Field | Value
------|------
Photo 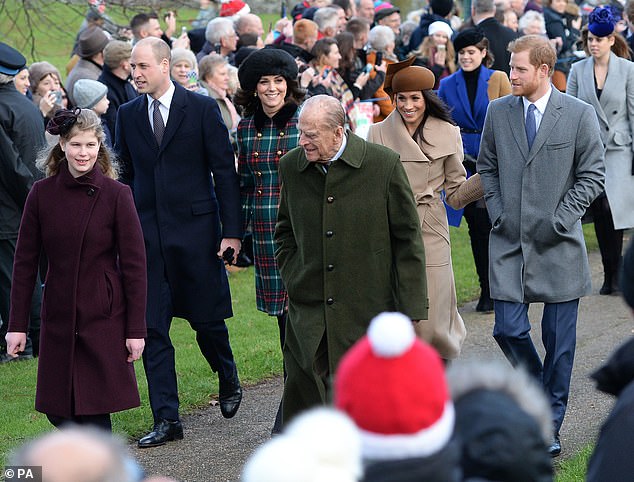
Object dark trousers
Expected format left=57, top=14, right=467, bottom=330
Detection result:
left=142, top=274, right=237, bottom=422
left=590, top=196, right=623, bottom=286
left=463, top=202, right=491, bottom=294
left=493, top=299, right=579, bottom=434
left=0, top=238, right=42, bottom=356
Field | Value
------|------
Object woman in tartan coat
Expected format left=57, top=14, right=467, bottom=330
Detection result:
left=235, top=49, right=305, bottom=345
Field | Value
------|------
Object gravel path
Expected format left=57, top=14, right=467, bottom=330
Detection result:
left=134, top=250, right=633, bottom=481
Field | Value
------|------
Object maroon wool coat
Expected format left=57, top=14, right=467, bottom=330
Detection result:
left=9, top=161, right=147, bottom=417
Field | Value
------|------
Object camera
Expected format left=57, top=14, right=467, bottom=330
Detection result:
left=52, top=90, right=63, bottom=105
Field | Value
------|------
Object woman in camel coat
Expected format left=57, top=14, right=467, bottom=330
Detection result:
left=367, top=59, right=482, bottom=360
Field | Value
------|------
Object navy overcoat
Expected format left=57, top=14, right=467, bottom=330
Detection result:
left=115, top=82, right=242, bottom=326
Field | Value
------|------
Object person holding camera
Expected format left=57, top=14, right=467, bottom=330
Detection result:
left=28, top=61, right=69, bottom=126
left=437, top=28, right=511, bottom=312
left=412, top=21, right=456, bottom=90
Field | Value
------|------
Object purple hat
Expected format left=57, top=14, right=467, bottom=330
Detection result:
left=588, top=6, right=616, bottom=38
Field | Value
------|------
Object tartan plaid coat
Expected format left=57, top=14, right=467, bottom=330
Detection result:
left=237, top=103, right=300, bottom=316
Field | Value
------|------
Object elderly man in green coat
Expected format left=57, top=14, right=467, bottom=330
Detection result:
left=275, top=95, right=429, bottom=425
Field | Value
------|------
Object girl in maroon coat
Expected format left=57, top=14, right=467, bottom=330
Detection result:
left=6, top=108, right=147, bottom=431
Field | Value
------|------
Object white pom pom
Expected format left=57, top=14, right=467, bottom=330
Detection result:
left=367, top=312, right=415, bottom=358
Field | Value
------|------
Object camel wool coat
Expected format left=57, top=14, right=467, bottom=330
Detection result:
left=9, top=162, right=147, bottom=417
left=368, top=112, right=483, bottom=359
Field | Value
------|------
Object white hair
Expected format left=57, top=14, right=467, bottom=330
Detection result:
left=519, top=10, right=546, bottom=35
left=205, top=17, right=235, bottom=44
left=368, top=25, right=395, bottom=51
left=314, top=7, right=339, bottom=32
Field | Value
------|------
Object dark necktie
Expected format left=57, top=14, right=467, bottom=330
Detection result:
left=525, top=103, right=537, bottom=150
left=152, top=99, right=165, bottom=145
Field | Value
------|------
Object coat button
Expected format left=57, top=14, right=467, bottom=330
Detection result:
left=327, top=196, right=334, bottom=203
left=327, top=264, right=334, bottom=271
left=257, top=189, right=262, bottom=195
left=279, top=132, right=284, bottom=137
left=327, top=297, right=334, bottom=305
left=257, top=132, right=263, bottom=138
left=326, top=230, right=333, bottom=237
left=87, top=188, right=95, bottom=197
left=254, top=152, right=259, bottom=158
left=613, top=110, right=618, bottom=115
left=277, top=150, right=282, bottom=155
left=256, top=171, right=262, bottom=177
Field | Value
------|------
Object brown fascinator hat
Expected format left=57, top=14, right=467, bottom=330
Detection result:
left=384, top=56, right=435, bottom=97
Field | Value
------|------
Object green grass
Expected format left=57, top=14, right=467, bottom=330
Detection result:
left=0, top=2, right=601, bottom=475
left=0, top=224, right=599, bottom=468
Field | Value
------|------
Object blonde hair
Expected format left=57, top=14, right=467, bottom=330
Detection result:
left=37, top=109, right=117, bottom=179
left=415, top=35, right=457, bottom=74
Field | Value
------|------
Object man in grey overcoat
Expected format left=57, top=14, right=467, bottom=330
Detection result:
left=477, top=35, right=605, bottom=457
left=275, top=95, right=429, bottom=426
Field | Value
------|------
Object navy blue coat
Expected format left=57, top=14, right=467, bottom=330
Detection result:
left=115, top=82, right=242, bottom=326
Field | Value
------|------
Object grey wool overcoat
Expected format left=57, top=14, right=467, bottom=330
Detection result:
left=275, top=132, right=429, bottom=423
left=477, top=87, right=605, bottom=303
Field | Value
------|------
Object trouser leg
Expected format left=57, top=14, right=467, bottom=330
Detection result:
left=541, top=300, right=579, bottom=434
left=142, top=276, right=179, bottom=422
left=192, top=321, right=237, bottom=384
left=493, top=300, right=543, bottom=381
left=272, top=313, right=287, bottom=435
left=464, top=203, right=491, bottom=293
left=591, top=196, right=623, bottom=289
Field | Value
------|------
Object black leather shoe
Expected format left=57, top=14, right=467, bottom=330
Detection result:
left=548, top=434, right=561, bottom=457
left=219, top=376, right=242, bottom=419
left=138, top=419, right=183, bottom=448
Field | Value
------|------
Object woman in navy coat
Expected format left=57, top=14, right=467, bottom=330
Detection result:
left=438, top=29, right=511, bottom=312
left=6, top=109, right=147, bottom=430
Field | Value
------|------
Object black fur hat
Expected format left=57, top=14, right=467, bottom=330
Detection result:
left=238, top=48, right=298, bottom=92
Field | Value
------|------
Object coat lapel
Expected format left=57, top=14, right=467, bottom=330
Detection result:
left=136, top=95, right=157, bottom=149
left=507, top=95, right=529, bottom=160
left=455, top=71, right=476, bottom=128
left=160, top=83, right=187, bottom=152
left=526, top=87, right=563, bottom=165
left=599, top=53, right=620, bottom=121
left=582, top=58, right=608, bottom=126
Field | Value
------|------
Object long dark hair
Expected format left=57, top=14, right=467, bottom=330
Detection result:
left=400, top=89, right=455, bottom=145
left=335, top=32, right=356, bottom=74
left=234, top=78, right=305, bottom=118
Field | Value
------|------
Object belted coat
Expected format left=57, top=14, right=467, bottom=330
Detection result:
left=368, top=112, right=482, bottom=359
left=9, top=162, right=147, bottom=417
left=275, top=132, right=428, bottom=422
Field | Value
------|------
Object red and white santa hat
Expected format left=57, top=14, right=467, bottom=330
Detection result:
left=220, top=0, right=251, bottom=18
left=334, top=312, right=455, bottom=461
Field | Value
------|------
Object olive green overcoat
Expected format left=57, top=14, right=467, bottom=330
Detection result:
left=275, top=132, right=429, bottom=424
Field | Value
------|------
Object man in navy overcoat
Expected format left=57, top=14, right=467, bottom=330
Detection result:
left=115, top=37, right=243, bottom=448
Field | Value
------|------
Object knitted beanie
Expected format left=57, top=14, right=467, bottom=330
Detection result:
left=73, top=79, right=108, bottom=109
left=335, top=312, right=454, bottom=461
left=28, top=61, right=61, bottom=92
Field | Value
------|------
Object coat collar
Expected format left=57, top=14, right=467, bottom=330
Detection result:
left=297, top=130, right=366, bottom=171
left=381, top=109, right=459, bottom=160
left=57, top=159, right=105, bottom=192
left=507, top=86, right=563, bottom=163
left=254, top=102, right=299, bottom=131
left=135, top=81, right=187, bottom=152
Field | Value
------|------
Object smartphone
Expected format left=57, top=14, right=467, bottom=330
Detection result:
left=437, top=44, right=446, bottom=52
left=181, top=26, right=187, bottom=35
left=268, top=21, right=273, bottom=33
left=52, top=90, right=63, bottom=105
left=363, top=63, right=373, bottom=74
left=322, top=67, right=331, bottom=79
left=281, top=2, right=287, bottom=18
left=375, top=51, right=383, bottom=66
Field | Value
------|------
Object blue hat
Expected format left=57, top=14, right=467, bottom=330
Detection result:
left=588, top=6, right=616, bottom=38
left=0, top=42, right=27, bottom=76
